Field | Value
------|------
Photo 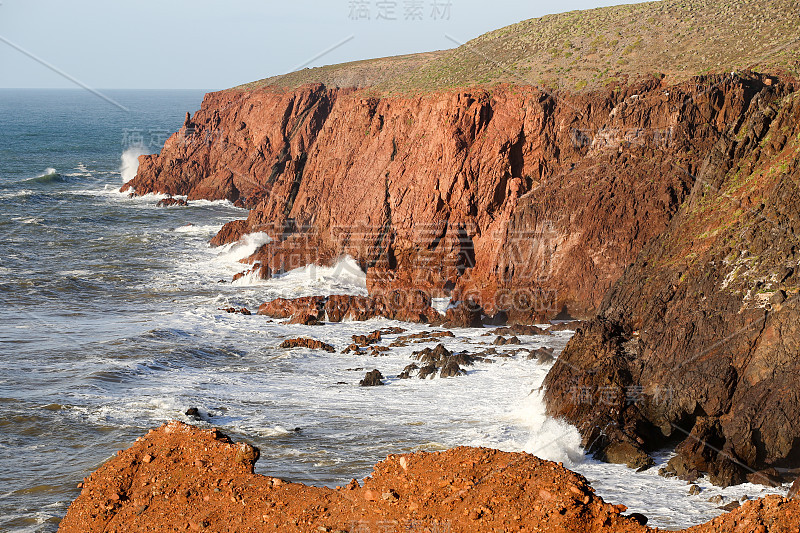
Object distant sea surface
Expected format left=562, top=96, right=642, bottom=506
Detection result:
left=0, top=89, right=784, bottom=532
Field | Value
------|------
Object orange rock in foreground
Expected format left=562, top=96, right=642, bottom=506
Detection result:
left=59, top=422, right=797, bottom=532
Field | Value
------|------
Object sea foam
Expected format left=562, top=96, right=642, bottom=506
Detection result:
left=120, top=144, right=148, bottom=182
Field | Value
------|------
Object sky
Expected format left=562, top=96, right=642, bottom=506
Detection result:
left=0, top=0, right=647, bottom=90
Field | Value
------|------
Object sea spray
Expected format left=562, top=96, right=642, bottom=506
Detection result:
left=120, top=144, right=148, bottom=182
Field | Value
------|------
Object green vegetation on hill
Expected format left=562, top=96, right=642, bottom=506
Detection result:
left=237, top=0, right=799, bottom=93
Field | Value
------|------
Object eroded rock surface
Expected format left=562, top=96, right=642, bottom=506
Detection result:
left=58, top=422, right=800, bottom=533
left=545, top=81, right=800, bottom=485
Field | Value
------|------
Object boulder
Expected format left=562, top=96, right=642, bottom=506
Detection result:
left=352, top=331, right=381, bottom=346
left=156, top=197, right=188, bottom=207
left=490, top=324, right=550, bottom=336
left=258, top=296, right=326, bottom=319
left=279, top=338, right=335, bottom=353
left=528, top=346, right=555, bottom=364
left=359, top=369, right=385, bottom=386
left=440, top=359, right=466, bottom=378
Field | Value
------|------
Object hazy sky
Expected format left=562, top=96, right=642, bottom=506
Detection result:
left=1, top=0, right=645, bottom=90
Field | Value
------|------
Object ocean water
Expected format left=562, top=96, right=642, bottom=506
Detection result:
left=0, top=89, right=787, bottom=532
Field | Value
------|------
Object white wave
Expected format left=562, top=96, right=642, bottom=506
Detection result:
left=11, top=216, right=43, bottom=224
left=0, top=189, right=33, bottom=199
left=120, top=144, right=149, bottom=183
left=512, top=389, right=584, bottom=466
left=189, top=198, right=242, bottom=208
left=261, top=256, right=368, bottom=295
left=213, top=232, right=271, bottom=264
left=40, top=167, right=57, bottom=177
left=174, top=224, right=223, bottom=235
left=431, top=297, right=450, bottom=314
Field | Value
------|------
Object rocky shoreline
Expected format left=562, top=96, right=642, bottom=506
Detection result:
left=56, top=0, right=800, bottom=526
left=59, top=421, right=800, bottom=532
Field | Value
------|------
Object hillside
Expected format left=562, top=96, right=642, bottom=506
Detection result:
left=238, top=0, right=800, bottom=93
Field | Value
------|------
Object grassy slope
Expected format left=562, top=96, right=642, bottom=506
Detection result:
left=236, top=0, right=799, bottom=94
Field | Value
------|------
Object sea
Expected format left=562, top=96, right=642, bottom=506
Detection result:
left=0, top=89, right=787, bottom=532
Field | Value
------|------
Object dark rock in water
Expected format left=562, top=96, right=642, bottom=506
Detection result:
left=156, top=197, right=188, bottom=207
left=413, top=344, right=452, bottom=366
left=418, top=364, right=437, bottom=380
left=325, top=295, right=377, bottom=322
left=359, top=369, right=384, bottom=386
left=547, top=320, right=585, bottom=332
left=689, top=484, right=701, bottom=496
left=597, top=441, right=654, bottom=470
left=718, top=501, right=740, bottom=511
left=493, top=335, right=521, bottom=346
left=279, top=338, right=335, bottom=353
left=185, top=407, right=202, bottom=420
left=398, top=363, right=418, bottom=379
left=440, top=359, right=465, bottom=378
left=443, top=299, right=483, bottom=328
left=490, top=324, right=549, bottom=336
left=665, top=417, right=746, bottom=487
left=788, top=477, right=800, bottom=499
left=627, top=513, right=648, bottom=526
left=219, top=307, right=251, bottom=315
left=352, top=331, right=381, bottom=346
left=378, top=327, right=406, bottom=335
left=483, top=310, right=508, bottom=326
left=448, top=352, right=476, bottom=366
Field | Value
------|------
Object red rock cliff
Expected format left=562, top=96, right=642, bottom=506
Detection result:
left=123, top=74, right=772, bottom=322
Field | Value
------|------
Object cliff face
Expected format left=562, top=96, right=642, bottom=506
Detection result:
left=123, top=74, right=772, bottom=322
left=58, top=422, right=800, bottom=532
left=544, top=80, right=800, bottom=484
